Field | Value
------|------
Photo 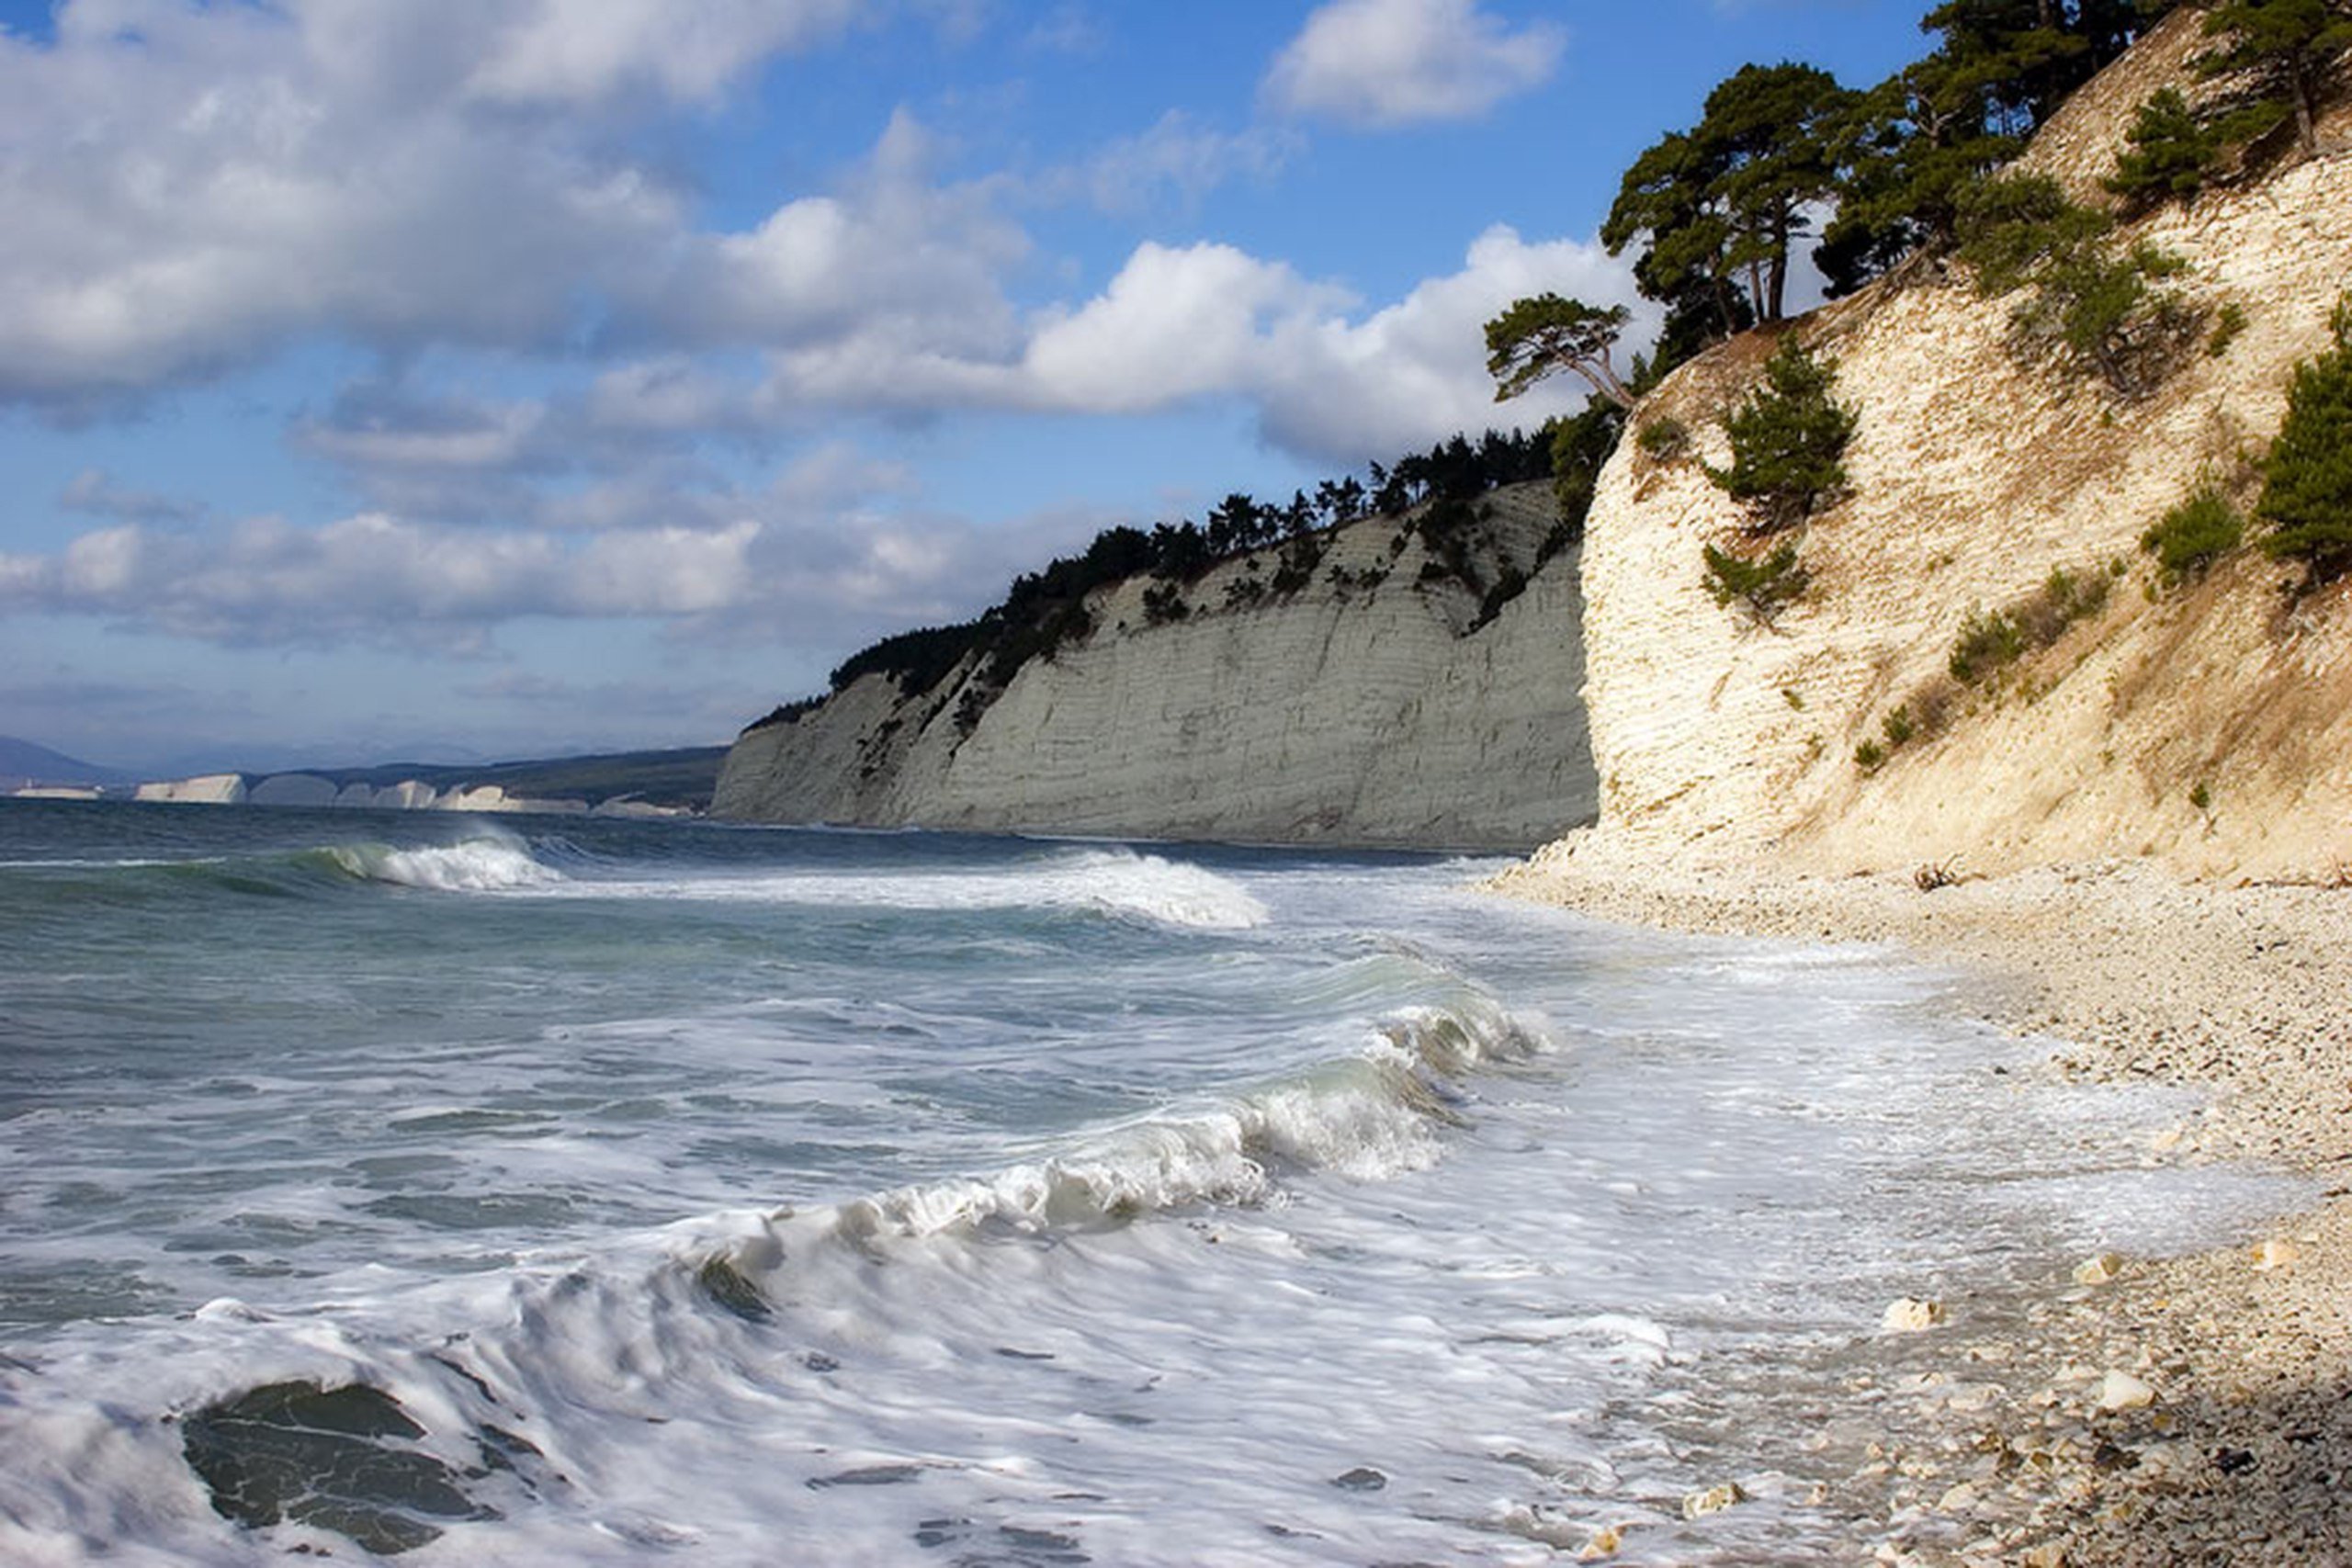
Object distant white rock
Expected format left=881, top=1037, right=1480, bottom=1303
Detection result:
left=248, top=773, right=339, bottom=807
left=333, top=780, right=439, bottom=809
left=593, top=796, right=687, bottom=819
left=374, top=780, right=439, bottom=809
left=135, top=773, right=247, bottom=805
left=434, top=784, right=584, bottom=815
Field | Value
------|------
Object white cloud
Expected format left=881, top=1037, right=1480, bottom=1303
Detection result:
left=1037, top=112, right=1298, bottom=218
left=758, top=225, right=1647, bottom=462
left=626, top=111, right=1027, bottom=356
left=0, top=3, right=993, bottom=410
left=1264, top=0, right=1565, bottom=128
left=0, top=3, right=684, bottom=404
left=0, top=444, right=1107, bottom=654
left=1019, top=243, right=1351, bottom=412
left=456, top=0, right=861, bottom=107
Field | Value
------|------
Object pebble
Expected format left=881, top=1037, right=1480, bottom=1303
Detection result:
left=2096, top=1371, right=2156, bottom=1412
left=1681, top=1481, right=1747, bottom=1519
left=2071, top=1252, right=2124, bottom=1286
left=1577, top=1524, right=1623, bottom=1561
left=2252, top=1236, right=2300, bottom=1270
left=1883, top=1297, right=1948, bottom=1333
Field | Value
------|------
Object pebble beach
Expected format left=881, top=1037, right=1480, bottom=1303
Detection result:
left=1492, top=840, right=2352, bottom=1565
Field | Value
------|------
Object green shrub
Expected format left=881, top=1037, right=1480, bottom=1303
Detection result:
left=1636, top=417, right=1691, bottom=461
left=2008, top=238, right=2193, bottom=396
left=2019, top=565, right=2109, bottom=643
left=2104, top=87, right=2224, bottom=209
left=2209, top=301, right=2247, bottom=356
left=1955, top=175, right=2109, bottom=296
left=1855, top=739, right=1887, bottom=772
left=1949, top=607, right=2027, bottom=683
left=1882, top=705, right=1917, bottom=747
left=1947, top=566, right=2111, bottom=687
left=1956, top=173, right=2194, bottom=396
left=1470, top=564, right=1532, bottom=630
left=2259, top=296, right=2352, bottom=584
left=1702, top=541, right=1809, bottom=622
left=2142, top=485, right=2245, bottom=584
left=1140, top=583, right=1190, bottom=625
left=1704, top=338, right=1858, bottom=534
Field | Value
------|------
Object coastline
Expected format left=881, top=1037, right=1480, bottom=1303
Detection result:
left=1489, top=837, right=2352, bottom=1563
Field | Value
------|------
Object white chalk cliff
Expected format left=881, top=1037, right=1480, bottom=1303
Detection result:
left=1530, top=12, right=2352, bottom=883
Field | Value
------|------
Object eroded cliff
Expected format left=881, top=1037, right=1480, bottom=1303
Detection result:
left=715, top=482, right=1597, bottom=850
left=1551, top=12, right=2352, bottom=882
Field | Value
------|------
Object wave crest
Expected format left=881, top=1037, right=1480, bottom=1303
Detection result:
left=332, top=838, right=563, bottom=893
left=1044, top=850, right=1269, bottom=931
left=685, top=991, right=1551, bottom=1287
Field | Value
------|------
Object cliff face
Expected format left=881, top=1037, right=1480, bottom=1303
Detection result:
left=715, top=482, right=1597, bottom=850
left=1559, top=13, right=2352, bottom=881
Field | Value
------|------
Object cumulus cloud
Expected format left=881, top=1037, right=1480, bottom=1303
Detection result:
left=757, top=225, right=1647, bottom=462
left=0, top=3, right=999, bottom=410
left=0, top=440, right=1107, bottom=656
left=1263, top=0, right=1565, bottom=128
left=617, top=111, right=1028, bottom=357
left=454, top=0, right=861, bottom=106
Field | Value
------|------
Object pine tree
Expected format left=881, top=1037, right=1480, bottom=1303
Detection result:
left=2104, top=86, right=2226, bottom=207
left=1604, top=63, right=1856, bottom=344
left=2198, top=0, right=2352, bottom=159
left=1705, top=337, right=1859, bottom=533
left=1484, top=295, right=1638, bottom=410
left=2259, top=297, right=2352, bottom=581
left=1819, top=1, right=2178, bottom=296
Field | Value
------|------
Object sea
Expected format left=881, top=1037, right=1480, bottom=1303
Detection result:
left=0, top=799, right=2307, bottom=1565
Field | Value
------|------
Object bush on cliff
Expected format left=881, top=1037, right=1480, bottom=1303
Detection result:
left=2104, top=86, right=2226, bottom=209
left=1956, top=173, right=2195, bottom=396
left=2143, top=483, right=2246, bottom=584
left=2259, top=296, right=2352, bottom=583
left=1704, top=336, right=1857, bottom=535
left=1702, top=541, right=1810, bottom=623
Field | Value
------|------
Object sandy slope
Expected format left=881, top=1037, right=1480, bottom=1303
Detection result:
left=1492, top=838, right=2352, bottom=1564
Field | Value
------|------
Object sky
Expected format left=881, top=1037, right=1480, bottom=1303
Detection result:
left=0, top=0, right=1930, bottom=775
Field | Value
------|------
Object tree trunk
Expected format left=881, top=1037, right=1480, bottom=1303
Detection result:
left=2292, top=57, right=2318, bottom=157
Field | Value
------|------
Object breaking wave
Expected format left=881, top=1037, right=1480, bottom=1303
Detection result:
left=542, top=846, right=1272, bottom=931
left=689, top=991, right=1547, bottom=1274
left=328, top=837, right=565, bottom=893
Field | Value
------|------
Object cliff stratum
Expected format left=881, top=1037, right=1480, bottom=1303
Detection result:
left=716, top=482, right=1597, bottom=850
left=1538, top=14, right=2352, bottom=883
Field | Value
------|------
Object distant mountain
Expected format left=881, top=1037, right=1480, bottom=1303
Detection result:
left=0, top=737, right=132, bottom=788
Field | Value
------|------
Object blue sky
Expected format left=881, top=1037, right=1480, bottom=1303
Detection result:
left=0, top=0, right=1927, bottom=774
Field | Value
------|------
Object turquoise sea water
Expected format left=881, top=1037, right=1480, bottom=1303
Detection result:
left=0, top=800, right=2302, bottom=1564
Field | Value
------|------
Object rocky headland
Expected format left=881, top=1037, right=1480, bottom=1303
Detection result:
left=715, top=479, right=1597, bottom=850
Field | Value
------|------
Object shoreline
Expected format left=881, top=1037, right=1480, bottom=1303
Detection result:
left=1489, top=838, right=2352, bottom=1563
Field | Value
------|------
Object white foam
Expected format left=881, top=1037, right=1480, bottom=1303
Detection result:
left=334, top=837, right=563, bottom=892
left=533, top=846, right=1270, bottom=930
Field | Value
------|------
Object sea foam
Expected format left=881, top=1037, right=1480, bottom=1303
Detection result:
left=333, top=837, right=564, bottom=892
